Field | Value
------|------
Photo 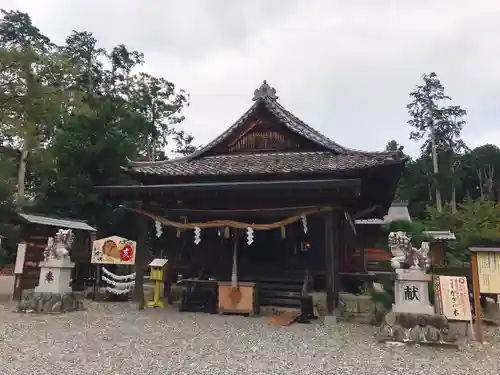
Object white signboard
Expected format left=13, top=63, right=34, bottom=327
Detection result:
left=476, top=252, right=500, bottom=294
left=91, top=236, right=136, bottom=265
left=14, top=243, right=27, bottom=275
left=434, top=275, right=472, bottom=321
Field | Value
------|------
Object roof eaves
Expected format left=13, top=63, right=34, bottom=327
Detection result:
left=124, top=155, right=190, bottom=168
left=262, top=97, right=349, bottom=154
left=262, top=98, right=406, bottom=159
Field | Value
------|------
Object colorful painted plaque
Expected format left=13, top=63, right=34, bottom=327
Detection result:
left=91, top=236, right=136, bottom=265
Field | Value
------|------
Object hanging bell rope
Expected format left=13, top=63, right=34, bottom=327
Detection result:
left=118, top=206, right=336, bottom=230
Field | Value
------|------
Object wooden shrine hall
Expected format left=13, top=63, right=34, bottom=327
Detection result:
left=96, top=81, right=406, bottom=318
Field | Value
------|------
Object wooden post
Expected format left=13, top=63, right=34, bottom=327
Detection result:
left=90, top=232, right=97, bottom=300
left=135, top=213, right=148, bottom=310
left=325, top=211, right=340, bottom=316
left=13, top=274, right=23, bottom=302
left=13, top=242, right=27, bottom=302
left=470, top=251, right=484, bottom=343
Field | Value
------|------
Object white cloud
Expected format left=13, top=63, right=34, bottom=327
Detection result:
left=3, top=0, right=500, bottom=156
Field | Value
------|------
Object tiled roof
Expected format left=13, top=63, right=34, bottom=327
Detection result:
left=125, top=151, right=401, bottom=177
left=356, top=203, right=412, bottom=224
left=17, top=213, right=97, bottom=232
left=423, top=231, right=456, bottom=240
left=125, top=81, right=405, bottom=178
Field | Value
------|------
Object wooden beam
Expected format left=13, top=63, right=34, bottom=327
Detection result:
left=146, top=205, right=336, bottom=218
left=96, top=178, right=361, bottom=201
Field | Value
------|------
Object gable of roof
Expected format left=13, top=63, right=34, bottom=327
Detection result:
left=189, top=96, right=350, bottom=159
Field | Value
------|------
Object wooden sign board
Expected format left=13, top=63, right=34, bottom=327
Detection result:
left=92, top=236, right=136, bottom=265
left=468, top=247, right=500, bottom=343
left=434, top=275, right=471, bottom=321
left=475, top=251, right=500, bottom=294
left=14, top=243, right=27, bottom=275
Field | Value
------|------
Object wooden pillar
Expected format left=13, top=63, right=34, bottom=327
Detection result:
left=164, top=231, right=182, bottom=303
left=470, top=251, right=484, bottom=343
left=89, top=232, right=98, bottom=300
left=134, top=212, right=148, bottom=310
left=325, top=211, right=340, bottom=315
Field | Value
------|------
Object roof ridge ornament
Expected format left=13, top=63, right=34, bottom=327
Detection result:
left=252, top=80, right=278, bottom=101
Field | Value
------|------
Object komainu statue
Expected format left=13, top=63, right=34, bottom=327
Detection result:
left=43, top=229, right=74, bottom=261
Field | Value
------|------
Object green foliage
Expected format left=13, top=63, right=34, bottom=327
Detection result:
left=0, top=10, right=196, bottom=235
left=370, top=289, right=393, bottom=310
left=405, top=72, right=468, bottom=214
left=396, top=144, right=500, bottom=220
left=407, top=72, right=450, bottom=148
left=427, top=200, right=500, bottom=257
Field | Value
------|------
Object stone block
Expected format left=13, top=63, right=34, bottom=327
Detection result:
left=358, top=298, right=375, bottom=314
left=343, top=300, right=359, bottom=314
left=311, top=292, right=327, bottom=316
left=17, top=291, right=84, bottom=314
left=323, top=315, right=337, bottom=325
left=379, top=311, right=456, bottom=346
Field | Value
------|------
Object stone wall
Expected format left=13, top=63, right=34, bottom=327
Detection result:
left=311, top=291, right=382, bottom=324
left=17, top=291, right=84, bottom=314
left=340, top=293, right=377, bottom=324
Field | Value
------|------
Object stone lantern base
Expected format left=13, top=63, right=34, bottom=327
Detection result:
left=17, top=257, right=84, bottom=314
left=17, top=291, right=84, bottom=314
left=379, top=269, right=457, bottom=346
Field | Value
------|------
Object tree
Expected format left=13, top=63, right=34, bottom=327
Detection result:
left=27, top=24, right=196, bottom=229
left=434, top=105, right=468, bottom=213
left=460, top=145, right=500, bottom=201
left=0, top=145, right=17, bottom=211
left=407, top=72, right=447, bottom=212
left=0, top=10, right=82, bottom=208
left=427, top=200, right=500, bottom=263
left=62, top=31, right=105, bottom=98
left=385, top=140, right=404, bottom=153
left=407, top=72, right=466, bottom=213
left=129, top=72, right=192, bottom=160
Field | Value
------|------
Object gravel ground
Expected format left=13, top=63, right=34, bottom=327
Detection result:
left=1, top=301, right=500, bottom=375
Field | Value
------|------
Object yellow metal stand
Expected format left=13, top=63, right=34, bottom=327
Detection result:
left=146, top=258, right=168, bottom=308
left=147, top=279, right=165, bottom=308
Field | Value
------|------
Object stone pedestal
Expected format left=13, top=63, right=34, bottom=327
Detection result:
left=35, top=258, right=74, bottom=294
left=17, top=257, right=83, bottom=314
left=392, top=270, right=434, bottom=315
left=379, top=269, right=456, bottom=346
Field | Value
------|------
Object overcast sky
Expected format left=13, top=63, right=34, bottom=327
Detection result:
left=4, top=0, right=500, bottom=156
